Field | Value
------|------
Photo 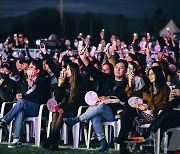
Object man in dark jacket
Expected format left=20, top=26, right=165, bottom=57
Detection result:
left=0, top=59, right=51, bottom=148
left=0, top=62, right=17, bottom=106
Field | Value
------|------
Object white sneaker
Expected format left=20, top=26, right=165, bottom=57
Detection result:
left=8, top=139, right=22, bottom=148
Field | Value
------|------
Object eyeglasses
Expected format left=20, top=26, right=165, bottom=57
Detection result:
left=18, top=36, right=23, bottom=38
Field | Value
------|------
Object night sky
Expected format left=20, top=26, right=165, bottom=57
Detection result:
left=0, top=0, right=179, bottom=19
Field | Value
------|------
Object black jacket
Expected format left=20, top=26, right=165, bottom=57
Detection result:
left=0, top=78, right=17, bottom=104
left=85, top=64, right=115, bottom=96
left=85, top=63, right=128, bottom=115
left=23, top=73, right=51, bottom=105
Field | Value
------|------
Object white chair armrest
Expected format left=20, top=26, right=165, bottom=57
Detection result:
left=38, top=104, right=47, bottom=118
left=173, top=108, right=180, bottom=111
left=77, top=106, right=89, bottom=117
left=0, top=102, right=16, bottom=117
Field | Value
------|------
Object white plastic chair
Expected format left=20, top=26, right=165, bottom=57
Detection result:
left=24, top=104, right=47, bottom=146
left=0, top=102, right=15, bottom=143
left=163, top=108, right=180, bottom=153
left=47, top=106, right=89, bottom=148
left=8, top=104, right=47, bottom=146
left=139, top=124, right=160, bottom=154
left=86, top=119, right=121, bottom=150
left=135, top=110, right=163, bottom=154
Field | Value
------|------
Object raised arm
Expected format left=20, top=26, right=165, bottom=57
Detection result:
left=41, top=45, right=60, bottom=79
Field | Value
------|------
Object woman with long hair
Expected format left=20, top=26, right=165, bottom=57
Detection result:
left=42, top=62, right=85, bottom=150
left=114, top=66, right=170, bottom=154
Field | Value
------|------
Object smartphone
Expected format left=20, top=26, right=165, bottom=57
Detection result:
left=82, top=44, right=89, bottom=52
left=85, top=35, right=90, bottom=43
left=163, top=46, right=167, bottom=53
left=91, top=46, right=96, bottom=52
left=97, top=44, right=102, bottom=51
left=128, top=64, right=133, bottom=73
left=128, top=45, right=133, bottom=51
left=103, top=43, right=110, bottom=52
left=133, top=33, right=137, bottom=37
left=40, top=43, right=45, bottom=48
left=90, top=46, right=96, bottom=56
left=40, top=40, right=45, bottom=48
left=59, top=71, right=64, bottom=78
left=78, top=40, right=83, bottom=48
left=112, top=40, right=116, bottom=46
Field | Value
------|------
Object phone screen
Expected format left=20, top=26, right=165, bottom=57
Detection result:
left=97, top=44, right=102, bottom=51
left=128, top=64, right=133, bottom=73
left=78, top=41, right=83, bottom=48
left=163, top=46, right=167, bottom=53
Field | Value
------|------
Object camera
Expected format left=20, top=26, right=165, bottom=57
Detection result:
left=36, top=39, right=57, bottom=49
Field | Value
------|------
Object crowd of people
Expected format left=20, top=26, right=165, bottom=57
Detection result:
left=0, top=29, right=179, bottom=153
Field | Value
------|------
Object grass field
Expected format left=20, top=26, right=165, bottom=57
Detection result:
left=0, top=141, right=119, bottom=154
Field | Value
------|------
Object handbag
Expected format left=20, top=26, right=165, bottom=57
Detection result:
left=136, top=109, right=154, bottom=125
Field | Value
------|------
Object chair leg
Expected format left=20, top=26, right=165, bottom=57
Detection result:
left=47, top=112, right=52, bottom=138
left=63, top=124, right=68, bottom=144
left=8, top=121, right=13, bottom=143
left=84, top=127, right=88, bottom=147
left=0, top=130, right=2, bottom=142
left=113, top=122, right=120, bottom=150
left=72, top=123, right=80, bottom=148
left=35, top=118, right=41, bottom=146
left=104, top=125, right=109, bottom=143
left=154, top=128, right=160, bottom=154
left=164, top=132, right=168, bottom=154
left=87, top=121, right=92, bottom=149
left=26, top=123, right=30, bottom=142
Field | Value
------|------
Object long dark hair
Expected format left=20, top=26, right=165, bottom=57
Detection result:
left=68, top=62, right=82, bottom=103
left=148, top=66, right=167, bottom=90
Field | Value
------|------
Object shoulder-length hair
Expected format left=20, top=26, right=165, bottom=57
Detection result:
left=148, top=66, right=167, bottom=90
left=68, top=62, right=82, bottom=103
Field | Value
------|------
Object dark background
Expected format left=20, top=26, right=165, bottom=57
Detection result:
left=0, top=0, right=179, bottom=46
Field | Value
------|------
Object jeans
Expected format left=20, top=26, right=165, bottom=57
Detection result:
left=3, top=99, right=40, bottom=139
left=79, top=103, right=115, bottom=141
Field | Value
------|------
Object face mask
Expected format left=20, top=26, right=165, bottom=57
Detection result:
left=154, top=45, right=161, bottom=52
left=74, top=42, right=78, bottom=47
left=0, top=72, right=9, bottom=79
left=27, top=70, right=34, bottom=78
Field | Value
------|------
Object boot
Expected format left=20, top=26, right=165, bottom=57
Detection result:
left=63, top=117, right=80, bottom=127
left=41, top=134, right=55, bottom=149
left=98, top=138, right=109, bottom=152
left=113, top=137, right=121, bottom=144
left=49, top=140, right=59, bottom=151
